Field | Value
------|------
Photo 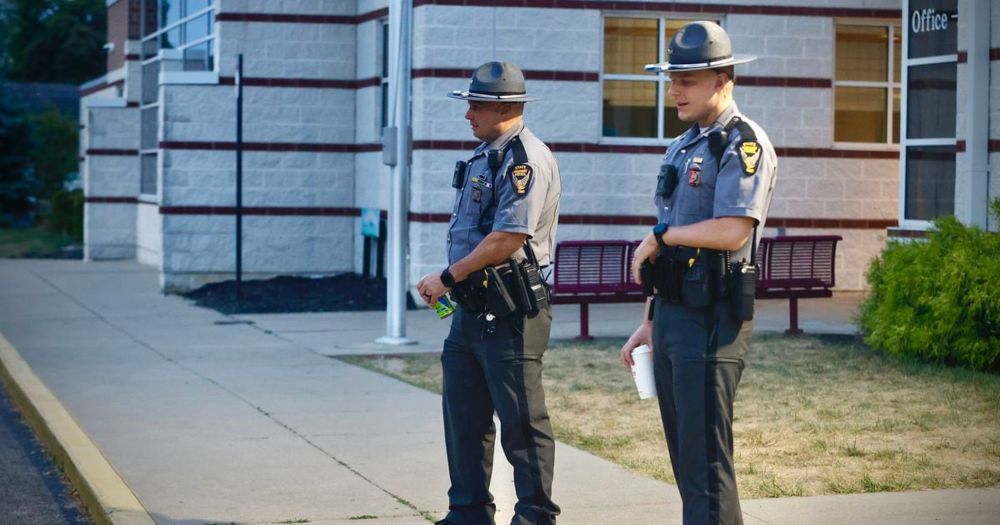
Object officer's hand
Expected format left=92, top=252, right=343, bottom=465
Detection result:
left=631, top=233, right=659, bottom=285
left=416, top=273, right=449, bottom=307
left=620, top=322, right=653, bottom=368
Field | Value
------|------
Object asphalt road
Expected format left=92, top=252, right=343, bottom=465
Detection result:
left=0, top=383, right=90, bottom=524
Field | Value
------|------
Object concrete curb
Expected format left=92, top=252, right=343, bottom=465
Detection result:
left=0, top=332, right=155, bottom=525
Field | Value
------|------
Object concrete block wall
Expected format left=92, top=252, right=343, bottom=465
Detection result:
left=153, top=3, right=363, bottom=291
left=407, top=2, right=900, bottom=290
left=82, top=104, right=140, bottom=260
left=352, top=7, right=389, bottom=276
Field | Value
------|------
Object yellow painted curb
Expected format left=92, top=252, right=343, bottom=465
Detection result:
left=0, top=332, right=155, bottom=525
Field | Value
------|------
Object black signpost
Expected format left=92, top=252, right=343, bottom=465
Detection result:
left=235, top=54, right=244, bottom=300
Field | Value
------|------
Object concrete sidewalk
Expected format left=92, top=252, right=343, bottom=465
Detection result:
left=0, top=259, right=995, bottom=525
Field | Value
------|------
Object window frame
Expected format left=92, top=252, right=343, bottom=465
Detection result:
left=136, top=0, right=218, bottom=197
left=379, top=18, right=390, bottom=133
left=831, top=19, right=903, bottom=150
left=599, top=12, right=720, bottom=146
left=897, top=1, right=959, bottom=230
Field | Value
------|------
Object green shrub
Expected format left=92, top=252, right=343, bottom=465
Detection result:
left=860, top=202, right=1000, bottom=372
left=28, top=109, right=78, bottom=199
left=48, top=189, right=83, bottom=240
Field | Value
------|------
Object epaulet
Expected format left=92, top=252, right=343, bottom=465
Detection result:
left=509, top=136, right=529, bottom=164
left=732, top=119, right=756, bottom=142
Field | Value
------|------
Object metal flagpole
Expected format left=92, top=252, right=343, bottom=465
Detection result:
left=377, top=0, right=417, bottom=345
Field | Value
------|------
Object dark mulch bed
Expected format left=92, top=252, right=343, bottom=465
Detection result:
left=182, top=274, right=419, bottom=314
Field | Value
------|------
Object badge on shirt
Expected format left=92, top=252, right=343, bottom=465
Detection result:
left=739, top=141, right=762, bottom=176
left=510, top=164, right=532, bottom=197
left=687, top=163, right=701, bottom=187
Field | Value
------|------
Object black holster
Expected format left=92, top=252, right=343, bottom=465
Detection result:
left=652, top=246, right=728, bottom=308
left=729, top=261, right=758, bottom=321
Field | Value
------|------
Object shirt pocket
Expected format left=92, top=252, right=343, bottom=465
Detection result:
left=675, top=158, right=718, bottom=220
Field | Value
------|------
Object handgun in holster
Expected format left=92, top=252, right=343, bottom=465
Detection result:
left=639, top=260, right=655, bottom=297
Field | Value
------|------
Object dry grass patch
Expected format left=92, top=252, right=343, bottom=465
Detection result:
left=340, top=334, right=1000, bottom=498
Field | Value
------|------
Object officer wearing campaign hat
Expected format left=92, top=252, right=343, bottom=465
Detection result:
left=622, top=21, right=777, bottom=525
left=418, top=61, right=562, bottom=525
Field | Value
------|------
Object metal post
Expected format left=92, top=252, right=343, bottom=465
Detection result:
left=377, top=0, right=417, bottom=346
left=235, top=54, right=244, bottom=300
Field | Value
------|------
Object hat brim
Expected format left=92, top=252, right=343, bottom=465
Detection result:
left=447, top=90, right=538, bottom=102
left=644, top=54, right=757, bottom=73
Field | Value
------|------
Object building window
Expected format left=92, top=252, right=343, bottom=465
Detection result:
left=138, top=0, right=216, bottom=196
left=380, top=20, right=389, bottom=130
left=602, top=17, right=718, bottom=141
left=900, top=0, right=958, bottom=223
left=140, top=0, right=215, bottom=70
left=833, top=23, right=902, bottom=144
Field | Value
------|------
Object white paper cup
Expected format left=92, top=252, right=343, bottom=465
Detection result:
left=630, top=344, right=657, bottom=399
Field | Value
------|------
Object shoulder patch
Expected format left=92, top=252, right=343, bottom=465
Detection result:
left=510, top=163, right=533, bottom=197
left=739, top=141, right=762, bottom=176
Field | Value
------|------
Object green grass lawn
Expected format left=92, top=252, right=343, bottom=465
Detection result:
left=341, top=334, right=1000, bottom=498
left=0, top=228, right=77, bottom=258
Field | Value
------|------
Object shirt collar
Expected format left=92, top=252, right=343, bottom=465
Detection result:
left=475, top=120, right=525, bottom=156
left=674, top=102, right=740, bottom=148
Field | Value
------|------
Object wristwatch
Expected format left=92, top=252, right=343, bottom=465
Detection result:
left=440, top=267, right=456, bottom=288
left=652, top=223, right=669, bottom=248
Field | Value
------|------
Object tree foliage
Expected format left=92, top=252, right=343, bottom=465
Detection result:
left=28, top=109, right=78, bottom=198
left=0, top=88, right=37, bottom=222
left=2, top=0, right=106, bottom=84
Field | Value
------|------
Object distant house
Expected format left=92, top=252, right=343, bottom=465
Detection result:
left=3, top=82, right=80, bottom=118
left=79, top=0, right=996, bottom=293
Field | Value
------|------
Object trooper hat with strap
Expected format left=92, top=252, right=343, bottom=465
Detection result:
left=448, top=61, right=538, bottom=103
left=645, top=21, right=756, bottom=73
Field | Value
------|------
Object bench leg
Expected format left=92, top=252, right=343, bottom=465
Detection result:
left=577, top=303, right=594, bottom=341
left=786, top=297, right=804, bottom=335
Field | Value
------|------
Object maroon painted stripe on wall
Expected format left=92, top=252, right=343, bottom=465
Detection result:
left=768, top=218, right=897, bottom=229
left=414, top=68, right=830, bottom=88
left=404, top=213, right=895, bottom=229
left=991, top=140, right=1000, bottom=152
left=85, top=196, right=139, bottom=204
left=739, top=77, right=831, bottom=88
left=159, top=141, right=382, bottom=153
left=153, top=205, right=895, bottom=229
left=80, top=79, right=123, bottom=96
left=216, top=7, right=388, bottom=25
left=86, top=148, right=138, bottom=156
left=160, top=206, right=361, bottom=216
left=775, top=147, right=897, bottom=159
left=411, top=0, right=899, bottom=18
left=413, top=68, right=600, bottom=82
left=158, top=140, right=897, bottom=159
left=957, top=49, right=1000, bottom=63
left=888, top=228, right=927, bottom=239
left=219, top=76, right=381, bottom=89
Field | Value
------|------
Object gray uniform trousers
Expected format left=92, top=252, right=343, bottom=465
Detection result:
left=440, top=304, right=560, bottom=525
left=652, top=296, right=751, bottom=525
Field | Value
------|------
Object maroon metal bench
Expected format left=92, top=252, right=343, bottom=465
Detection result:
left=550, top=240, right=645, bottom=340
left=755, top=235, right=842, bottom=334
